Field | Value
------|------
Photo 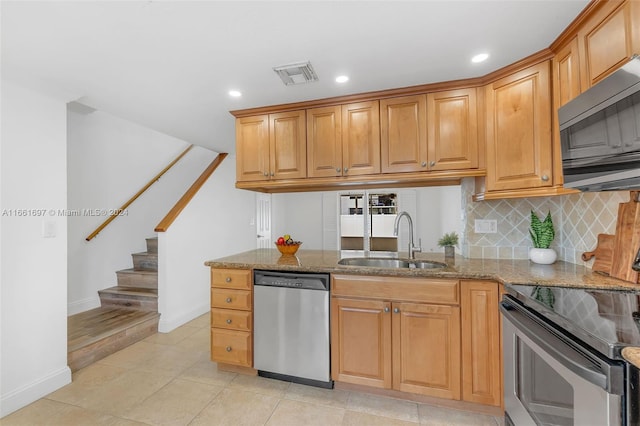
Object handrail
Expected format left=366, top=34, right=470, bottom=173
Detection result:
left=155, top=152, right=228, bottom=232
left=85, top=144, right=194, bottom=241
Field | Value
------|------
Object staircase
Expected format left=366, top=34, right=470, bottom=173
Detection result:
left=67, top=237, right=161, bottom=372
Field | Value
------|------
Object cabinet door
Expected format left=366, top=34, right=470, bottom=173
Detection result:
left=392, top=302, right=461, bottom=399
left=331, top=297, right=392, bottom=388
left=307, top=106, right=342, bottom=178
left=485, top=61, right=552, bottom=191
left=553, top=37, right=582, bottom=108
left=269, top=110, right=307, bottom=180
left=579, top=1, right=636, bottom=88
left=427, top=88, right=478, bottom=171
left=380, top=95, right=427, bottom=173
left=236, top=115, right=270, bottom=182
left=461, top=281, right=501, bottom=407
left=342, top=101, right=381, bottom=176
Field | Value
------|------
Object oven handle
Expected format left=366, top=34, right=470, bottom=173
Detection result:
left=500, top=300, right=623, bottom=395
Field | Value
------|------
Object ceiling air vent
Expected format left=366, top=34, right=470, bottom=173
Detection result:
left=273, top=61, right=319, bottom=86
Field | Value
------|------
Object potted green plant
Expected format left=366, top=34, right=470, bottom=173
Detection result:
left=529, top=210, right=557, bottom=264
left=438, top=232, right=459, bottom=259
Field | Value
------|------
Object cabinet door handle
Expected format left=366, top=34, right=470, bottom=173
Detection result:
left=429, top=161, right=436, bottom=167
left=226, top=319, right=232, bottom=324
left=226, top=297, right=232, bottom=303
left=225, top=277, right=232, bottom=283
left=393, top=307, right=400, bottom=313
left=541, top=174, right=549, bottom=181
left=336, top=167, right=341, bottom=173
left=270, top=172, right=275, bottom=177
left=226, top=346, right=232, bottom=352
left=384, top=306, right=390, bottom=313
left=421, top=162, right=427, bottom=167
left=263, top=171, right=269, bottom=176
left=343, top=167, right=348, bottom=174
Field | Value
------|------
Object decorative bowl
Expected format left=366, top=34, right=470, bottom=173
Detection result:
left=276, top=242, right=302, bottom=255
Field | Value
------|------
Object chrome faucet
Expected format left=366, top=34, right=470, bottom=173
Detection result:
left=393, top=211, right=422, bottom=259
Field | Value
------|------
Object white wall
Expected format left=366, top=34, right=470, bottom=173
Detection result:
left=271, top=186, right=462, bottom=253
left=158, top=154, right=255, bottom=332
left=1, top=81, right=71, bottom=416
left=67, top=109, right=215, bottom=314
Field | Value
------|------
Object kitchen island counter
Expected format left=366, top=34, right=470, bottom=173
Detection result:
left=205, top=248, right=640, bottom=292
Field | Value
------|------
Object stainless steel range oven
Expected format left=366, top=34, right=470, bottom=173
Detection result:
left=501, top=285, right=640, bottom=426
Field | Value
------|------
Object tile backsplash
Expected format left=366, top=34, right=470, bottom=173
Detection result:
left=460, top=178, right=630, bottom=267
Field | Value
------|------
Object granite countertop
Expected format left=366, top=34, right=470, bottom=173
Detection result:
left=205, top=248, right=640, bottom=366
left=205, top=248, right=640, bottom=291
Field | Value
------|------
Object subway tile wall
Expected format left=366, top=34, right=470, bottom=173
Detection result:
left=460, top=178, right=630, bottom=267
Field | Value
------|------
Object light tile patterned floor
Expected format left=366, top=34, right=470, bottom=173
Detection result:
left=3, top=313, right=505, bottom=426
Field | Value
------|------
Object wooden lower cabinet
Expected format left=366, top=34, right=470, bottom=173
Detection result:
left=393, top=302, right=461, bottom=399
left=461, top=280, right=502, bottom=407
left=331, top=297, right=391, bottom=388
left=210, top=268, right=253, bottom=368
left=331, top=276, right=502, bottom=408
left=331, top=296, right=461, bottom=399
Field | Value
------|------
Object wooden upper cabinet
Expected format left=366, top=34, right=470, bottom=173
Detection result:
left=485, top=61, right=553, bottom=191
left=236, top=111, right=306, bottom=182
left=427, top=88, right=479, bottom=171
left=579, top=1, right=637, bottom=89
left=269, top=111, right=307, bottom=180
left=380, top=95, right=427, bottom=173
left=461, top=281, right=501, bottom=407
left=342, top=101, right=381, bottom=177
left=236, top=115, right=270, bottom=182
left=307, top=106, right=342, bottom=178
left=553, top=37, right=582, bottom=108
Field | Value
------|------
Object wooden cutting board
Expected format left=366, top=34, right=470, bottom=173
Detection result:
left=582, top=233, right=615, bottom=274
left=610, top=191, right=640, bottom=283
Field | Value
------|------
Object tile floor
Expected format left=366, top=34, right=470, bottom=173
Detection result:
left=3, top=313, right=505, bottom=426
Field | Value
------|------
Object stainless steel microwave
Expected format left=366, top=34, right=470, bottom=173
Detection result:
left=559, top=56, right=640, bottom=192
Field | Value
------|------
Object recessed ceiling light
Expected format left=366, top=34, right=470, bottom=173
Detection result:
left=471, top=53, right=489, bottom=63
left=228, top=90, right=242, bottom=97
left=335, top=75, right=349, bottom=83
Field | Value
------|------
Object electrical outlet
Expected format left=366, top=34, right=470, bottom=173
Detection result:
left=475, top=219, right=497, bottom=233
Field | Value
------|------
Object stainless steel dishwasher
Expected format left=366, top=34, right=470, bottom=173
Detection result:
left=253, top=269, right=332, bottom=389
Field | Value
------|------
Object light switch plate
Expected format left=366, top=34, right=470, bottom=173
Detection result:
left=475, top=219, right=497, bottom=233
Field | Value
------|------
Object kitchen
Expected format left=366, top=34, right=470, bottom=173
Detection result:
left=2, top=0, right=640, bottom=425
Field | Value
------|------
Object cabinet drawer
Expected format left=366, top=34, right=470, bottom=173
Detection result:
left=211, top=328, right=252, bottom=367
left=211, top=309, right=252, bottom=331
left=211, top=268, right=251, bottom=290
left=211, top=288, right=252, bottom=310
left=332, top=274, right=459, bottom=305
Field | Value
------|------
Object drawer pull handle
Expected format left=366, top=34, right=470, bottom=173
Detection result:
left=541, top=174, right=549, bottom=182
left=225, top=277, right=232, bottom=282
left=226, top=319, right=232, bottom=324
left=226, top=297, right=232, bottom=303
left=226, top=346, right=232, bottom=352
left=393, top=307, right=400, bottom=313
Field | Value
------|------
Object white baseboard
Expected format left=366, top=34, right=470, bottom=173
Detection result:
left=158, top=303, right=208, bottom=333
left=67, top=296, right=100, bottom=315
left=0, top=366, right=71, bottom=418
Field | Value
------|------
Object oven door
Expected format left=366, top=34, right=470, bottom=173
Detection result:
left=501, top=297, right=624, bottom=426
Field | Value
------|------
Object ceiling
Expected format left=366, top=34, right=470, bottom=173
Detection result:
left=1, top=1, right=590, bottom=154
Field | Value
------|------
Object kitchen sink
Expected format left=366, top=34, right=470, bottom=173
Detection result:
left=337, top=257, right=446, bottom=269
